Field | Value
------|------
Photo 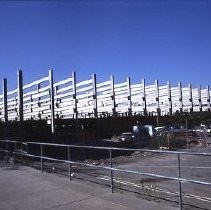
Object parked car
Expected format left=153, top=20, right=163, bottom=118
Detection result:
left=194, top=124, right=211, bottom=136
left=154, top=126, right=168, bottom=136
left=119, top=132, right=135, bottom=142
left=207, top=128, right=211, bottom=136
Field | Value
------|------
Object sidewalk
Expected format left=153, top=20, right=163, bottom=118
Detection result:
left=0, top=163, right=178, bottom=210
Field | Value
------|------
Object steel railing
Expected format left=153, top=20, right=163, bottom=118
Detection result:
left=1, top=139, right=211, bottom=210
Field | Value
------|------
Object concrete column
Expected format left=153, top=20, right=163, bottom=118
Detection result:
left=198, top=86, right=202, bottom=112
left=92, top=73, right=97, bottom=118
left=155, top=80, right=160, bottom=116
left=110, top=75, right=116, bottom=116
left=141, top=79, right=147, bottom=116
left=167, top=81, right=172, bottom=115
left=37, top=84, right=41, bottom=107
left=207, top=85, right=211, bottom=111
left=178, top=82, right=183, bottom=113
left=188, top=84, right=193, bottom=113
left=3, top=78, right=8, bottom=122
left=127, top=77, right=132, bottom=116
left=30, top=95, right=33, bottom=113
left=17, top=70, right=23, bottom=122
left=37, top=84, right=41, bottom=119
left=49, top=70, right=55, bottom=133
left=72, top=72, right=78, bottom=119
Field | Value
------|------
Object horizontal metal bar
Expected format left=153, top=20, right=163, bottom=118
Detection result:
left=1, top=139, right=211, bottom=157
left=23, top=76, right=49, bottom=89
left=96, top=80, right=111, bottom=88
left=54, top=77, right=73, bottom=87
left=7, top=89, right=18, bottom=95
left=26, top=142, right=211, bottom=156
left=17, top=151, right=211, bottom=187
left=2, top=140, right=211, bottom=190
left=76, top=79, right=93, bottom=88
left=0, top=140, right=21, bottom=143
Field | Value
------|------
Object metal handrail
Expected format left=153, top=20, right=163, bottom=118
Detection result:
left=25, top=140, right=211, bottom=156
left=1, top=139, right=211, bottom=210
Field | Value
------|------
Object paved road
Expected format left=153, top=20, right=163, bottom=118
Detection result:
left=64, top=142, right=211, bottom=210
left=111, top=143, right=211, bottom=210
left=0, top=163, right=177, bottom=210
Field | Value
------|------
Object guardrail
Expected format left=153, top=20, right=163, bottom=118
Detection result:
left=1, top=139, right=211, bottom=210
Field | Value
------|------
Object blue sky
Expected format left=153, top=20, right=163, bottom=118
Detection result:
left=0, top=0, right=211, bottom=91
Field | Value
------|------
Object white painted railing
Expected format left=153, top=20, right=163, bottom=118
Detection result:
left=1, top=70, right=211, bottom=130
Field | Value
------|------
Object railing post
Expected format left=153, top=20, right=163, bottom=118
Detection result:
left=26, top=143, right=28, bottom=155
left=14, top=141, right=17, bottom=163
left=40, top=144, right=43, bottom=173
left=177, top=153, right=183, bottom=210
left=68, top=146, right=72, bottom=181
left=186, top=118, right=189, bottom=149
left=21, top=142, right=23, bottom=164
left=109, top=149, right=114, bottom=193
left=6, top=141, right=8, bottom=162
